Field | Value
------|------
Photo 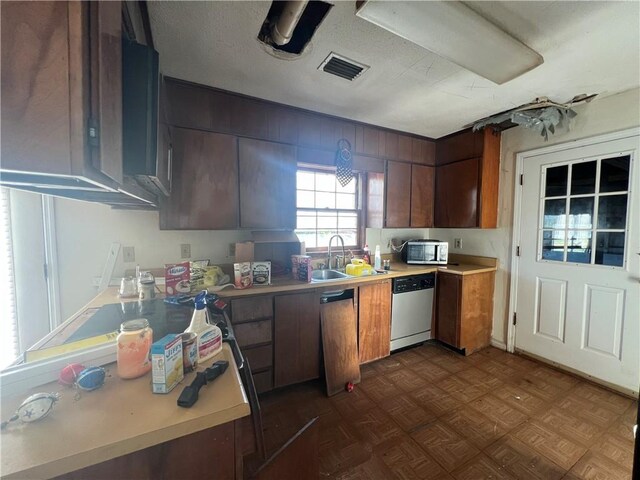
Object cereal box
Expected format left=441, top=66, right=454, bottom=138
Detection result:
left=234, top=262, right=253, bottom=289
left=251, top=261, right=271, bottom=286
left=291, top=255, right=312, bottom=282
left=151, top=334, right=184, bottom=394
left=165, top=262, right=190, bottom=295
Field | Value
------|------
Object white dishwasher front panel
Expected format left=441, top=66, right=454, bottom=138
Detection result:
left=390, top=288, right=434, bottom=351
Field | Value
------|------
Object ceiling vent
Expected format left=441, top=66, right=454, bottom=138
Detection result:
left=318, top=53, right=369, bottom=81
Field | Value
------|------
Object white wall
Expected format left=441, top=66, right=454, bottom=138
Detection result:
left=431, top=87, right=640, bottom=346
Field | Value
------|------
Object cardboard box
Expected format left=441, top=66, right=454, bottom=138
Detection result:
left=291, top=255, right=312, bottom=283
left=151, top=334, right=184, bottom=394
left=234, top=262, right=253, bottom=289
left=252, top=261, right=271, bottom=286
left=165, top=262, right=190, bottom=295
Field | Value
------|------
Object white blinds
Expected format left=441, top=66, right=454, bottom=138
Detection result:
left=0, top=187, right=20, bottom=368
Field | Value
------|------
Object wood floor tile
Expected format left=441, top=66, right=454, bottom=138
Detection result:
left=386, top=368, right=429, bottom=392
left=360, top=362, right=378, bottom=380
left=414, top=343, right=450, bottom=360
left=621, top=400, right=638, bottom=424
left=500, top=354, right=539, bottom=373
left=432, top=352, right=469, bottom=374
left=439, top=374, right=488, bottom=403
left=485, top=435, right=566, bottom=480
left=411, top=383, right=465, bottom=417
left=378, top=394, right=437, bottom=433
left=371, top=355, right=404, bottom=374
left=509, top=375, right=565, bottom=403
left=607, top=418, right=635, bottom=442
left=455, top=366, right=503, bottom=392
left=319, top=415, right=372, bottom=477
left=564, top=451, right=631, bottom=480
left=468, top=394, right=528, bottom=430
left=451, top=453, right=514, bottom=480
left=477, top=359, right=523, bottom=383
left=589, top=432, right=634, bottom=471
left=534, top=407, right=604, bottom=447
left=409, top=360, right=451, bottom=383
left=556, top=395, right=620, bottom=429
left=348, top=408, right=403, bottom=448
left=530, top=365, right=580, bottom=391
left=331, top=388, right=376, bottom=418
left=333, top=452, right=398, bottom=480
left=411, top=422, right=480, bottom=472
left=570, top=383, right=633, bottom=414
left=375, top=435, right=448, bottom=480
left=393, top=348, right=427, bottom=366
left=441, top=407, right=507, bottom=449
left=511, top=421, right=587, bottom=470
left=491, top=382, right=547, bottom=416
left=358, top=374, right=398, bottom=403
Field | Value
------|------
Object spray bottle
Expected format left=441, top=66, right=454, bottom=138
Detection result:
left=185, top=291, right=222, bottom=363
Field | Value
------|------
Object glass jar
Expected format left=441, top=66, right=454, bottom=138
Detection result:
left=117, top=318, right=153, bottom=379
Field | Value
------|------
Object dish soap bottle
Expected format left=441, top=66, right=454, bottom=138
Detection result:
left=185, top=291, right=222, bottom=363
left=362, top=244, right=371, bottom=265
left=374, top=245, right=382, bottom=270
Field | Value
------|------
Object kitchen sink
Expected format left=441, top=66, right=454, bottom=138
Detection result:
left=311, top=269, right=351, bottom=282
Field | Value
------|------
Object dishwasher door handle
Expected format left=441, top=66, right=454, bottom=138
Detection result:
left=320, top=290, right=346, bottom=303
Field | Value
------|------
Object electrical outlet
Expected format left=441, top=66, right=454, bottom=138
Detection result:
left=454, top=238, right=462, bottom=249
left=180, top=244, right=191, bottom=259
left=123, top=246, right=135, bottom=263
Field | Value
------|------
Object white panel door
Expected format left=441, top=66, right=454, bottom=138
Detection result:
left=515, top=134, right=639, bottom=392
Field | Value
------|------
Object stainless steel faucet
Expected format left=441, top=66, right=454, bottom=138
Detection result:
left=327, top=235, right=345, bottom=270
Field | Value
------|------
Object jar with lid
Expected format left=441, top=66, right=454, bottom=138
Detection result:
left=117, top=318, right=153, bottom=379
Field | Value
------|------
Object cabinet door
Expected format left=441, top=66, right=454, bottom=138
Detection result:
left=239, top=138, right=296, bottom=229
left=160, top=128, right=238, bottom=229
left=358, top=280, right=392, bottom=364
left=274, top=292, right=320, bottom=387
left=385, top=161, right=411, bottom=227
left=435, top=273, right=460, bottom=348
left=410, top=165, right=434, bottom=227
left=434, top=157, right=479, bottom=227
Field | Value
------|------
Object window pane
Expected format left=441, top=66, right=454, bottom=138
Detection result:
left=597, top=194, right=627, bottom=229
left=600, top=156, right=630, bottom=193
left=338, top=212, right=357, bottom=229
left=337, top=229, right=357, bottom=246
left=297, top=190, right=315, bottom=208
left=337, top=178, right=356, bottom=193
left=336, top=193, right=356, bottom=209
left=545, top=165, right=568, bottom=197
left=296, top=230, right=317, bottom=248
left=317, top=231, right=336, bottom=248
left=542, top=230, right=565, bottom=261
left=570, top=161, right=597, bottom=195
left=567, top=230, right=592, bottom=264
left=316, top=173, right=336, bottom=192
left=543, top=199, right=566, bottom=228
left=296, top=213, right=316, bottom=229
left=317, top=211, right=337, bottom=229
left=316, top=192, right=335, bottom=209
left=568, top=197, right=594, bottom=229
left=595, top=232, right=625, bottom=266
left=297, top=171, right=315, bottom=190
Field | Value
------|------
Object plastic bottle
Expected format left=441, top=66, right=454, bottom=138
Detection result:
left=362, top=244, right=371, bottom=265
left=185, top=291, right=222, bottom=363
left=374, top=245, right=382, bottom=270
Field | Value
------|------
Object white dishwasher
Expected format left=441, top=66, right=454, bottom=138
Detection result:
left=390, top=273, right=436, bottom=351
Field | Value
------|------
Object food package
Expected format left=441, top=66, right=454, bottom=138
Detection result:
left=151, top=334, right=184, bottom=394
left=291, top=255, right=312, bottom=283
left=165, top=262, right=190, bottom=295
left=191, top=263, right=222, bottom=291
left=234, top=262, right=253, bottom=289
left=251, top=261, right=271, bottom=286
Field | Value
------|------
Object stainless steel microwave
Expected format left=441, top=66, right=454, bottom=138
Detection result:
left=401, top=240, right=448, bottom=265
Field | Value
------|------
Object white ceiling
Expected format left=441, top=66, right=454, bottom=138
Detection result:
left=148, top=1, right=640, bottom=139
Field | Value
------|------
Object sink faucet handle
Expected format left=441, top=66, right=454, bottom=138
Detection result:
left=317, top=262, right=326, bottom=270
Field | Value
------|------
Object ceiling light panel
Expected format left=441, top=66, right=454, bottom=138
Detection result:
left=355, top=1, right=544, bottom=84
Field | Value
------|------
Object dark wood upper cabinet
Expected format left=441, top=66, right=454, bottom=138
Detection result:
left=160, top=128, right=239, bottom=229
left=274, top=292, right=321, bottom=388
left=385, top=161, right=412, bottom=228
left=358, top=280, right=392, bottom=364
left=366, top=172, right=385, bottom=229
left=410, top=164, right=435, bottom=228
left=435, top=128, right=500, bottom=228
left=238, top=138, right=297, bottom=229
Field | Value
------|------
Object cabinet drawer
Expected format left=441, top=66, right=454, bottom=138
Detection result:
left=234, top=319, right=272, bottom=347
left=231, top=296, right=273, bottom=324
left=253, top=369, right=273, bottom=394
left=243, top=344, right=273, bottom=371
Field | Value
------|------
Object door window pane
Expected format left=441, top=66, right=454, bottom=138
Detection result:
left=545, top=165, right=568, bottom=197
left=595, top=232, right=625, bottom=267
left=597, top=195, right=627, bottom=229
left=542, top=230, right=565, bottom=261
left=567, top=230, right=592, bottom=264
left=543, top=199, right=566, bottom=228
left=568, top=197, right=594, bottom=229
left=570, top=161, right=597, bottom=195
left=600, top=156, right=630, bottom=193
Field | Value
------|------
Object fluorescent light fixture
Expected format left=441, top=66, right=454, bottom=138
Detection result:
left=355, top=1, right=544, bottom=84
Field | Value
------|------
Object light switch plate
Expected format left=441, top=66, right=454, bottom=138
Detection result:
left=123, top=246, right=135, bottom=263
left=180, top=244, right=191, bottom=259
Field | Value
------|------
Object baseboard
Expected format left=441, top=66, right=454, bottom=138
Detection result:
left=489, top=338, right=507, bottom=350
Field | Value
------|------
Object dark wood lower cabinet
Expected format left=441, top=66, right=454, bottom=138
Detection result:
left=274, top=292, right=320, bottom=388
left=435, top=271, right=495, bottom=355
left=358, top=280, right=392, bottom=364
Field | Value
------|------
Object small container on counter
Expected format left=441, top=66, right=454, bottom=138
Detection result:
left=151, top=334, right=184, bottom=394
left=117, top=318, right=153, bottom=379
left=181, top=332, right=198, bottom=373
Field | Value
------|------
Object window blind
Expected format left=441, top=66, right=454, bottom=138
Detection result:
left=0, top=187, right=20, bottom=368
